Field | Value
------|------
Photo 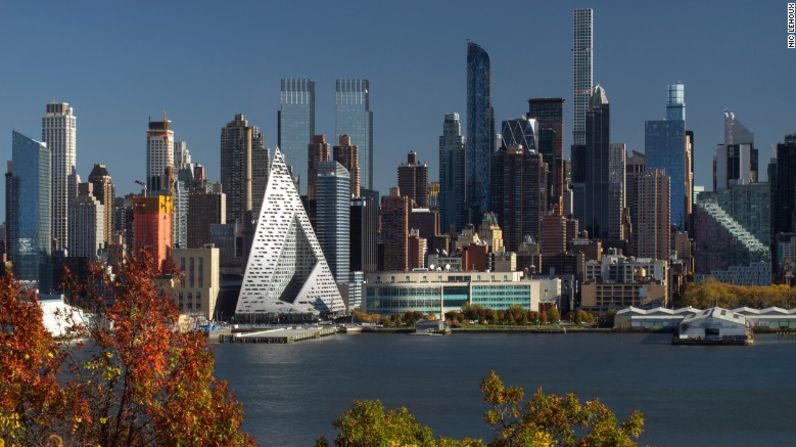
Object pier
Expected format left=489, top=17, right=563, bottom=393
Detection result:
left=219, top=326, right=338, bottom=344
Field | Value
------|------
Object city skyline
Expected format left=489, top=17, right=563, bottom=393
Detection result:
left=0, top=1, right=793, bottom=215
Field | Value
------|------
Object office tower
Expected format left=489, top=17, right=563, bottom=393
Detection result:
left=625, top=150, right=646, bottom=253
left=576, top=85, right=611, bottom=239
left=87, top=164, right=114, bottom=246
left=235, top=148, right=344, bottom=317
left=501, top=117, right=539, bottom=152
left=490, top=144, right=547, bottom=252
left=573, top=9, right=593, bottom=146
left=132, top=195, right=173, bottom=270
left=466, top=41, right=496, bottom=224
left=42, top=102, right=76, bottom=251
left=714, top=111, right=758, bottom=191
left=172, top=179, right=188, bottom=249
left=645, top=83, right=688, bottom=229
left=174, top=140, right=192, bottom=170
left=335, top=79, right=373, bottom=190
left=279, top=78, right=315, bottom=194
left=252, top=128, right=269, bottom=215
left=220, top=114, right=255, bottom=225
left=68, top=183, right=104, bottom=259
left=172, top=245, right=220, bottom=320
left=439, top=113, right=467, bottom=233
left=635, top=169, right=671, bottom=260
left=307, top=135, right=332, bottom=201
left=146, top=118, right=174, bottom=193
left=771, top=134, right=796, bottom=281
left=528, top=98, right=565, bottom=207
left=608, top=143, right=626, bottom=241
left=9, top=131, right=51, bottom=282
left=381, top=187, right=411, bottom=271
left=397, top=151, right=429, bottom=208
left=350, top=188, right=379, bottom=273
left=188, top=190, right=226, bottom=248
left=316, top=161, right=351, bottom=281
left=333, top=135, right=360, bottom=198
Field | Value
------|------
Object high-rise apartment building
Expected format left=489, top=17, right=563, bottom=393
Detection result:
left=490, top=144, right=547, bottom=252
left=608, top=143, right=626, bottom=241
left=9, top=131, right=51, bottom=282
left=42, top=102, right=76, bottom=251
left=574, top=85, right=611, bottom=238
left=220, top=114, right=255, bottom=225
left=87, top=164, right=114, bottom=246
left=635, top=169, right=671, bottom=260
left=333, top=134, right=360, bottom=198
left=714, top=111, right=758, bottom=191
left=307, top=134, right=332, bottom=201
left=573, top=9, right=593, bottom=146
left=381, top=187, right=411, bottom=271
left=188, top=191, right=226, bottom=248
left=173, top=140, right=192, bottom=170
left=278, top=78, right=315, bottom=194
left=645, top=83, right=688, bottom=229
left=439, top=113, right=467, bottom=233
left=172, top=179, right=188, bottom=249
left=252, top=128, right=269, bottom=215
left=146, top=118, right=174, bottom=193
left=335, top=79, right=373, bottom=190
left=316, top=161, right=351, bottom=282
left=466, top=41, right=495, bottom=225
left=397, top=151, right=429, bottom=208
left=528, top=98, right=565, bottom=207
left=69, top=183, right=104, bottom=259
left=132, top=195, right=173, bottom=270
left=625, top=150, right=646, bottom=254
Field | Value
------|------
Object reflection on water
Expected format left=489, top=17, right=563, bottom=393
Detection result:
left=213, top=333, right=796, bottom=447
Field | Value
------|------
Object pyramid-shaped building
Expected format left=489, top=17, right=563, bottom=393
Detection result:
left=235, top=148, right=345, bottom=318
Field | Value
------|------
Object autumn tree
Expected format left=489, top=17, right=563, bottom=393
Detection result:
left=1, top=252, right=254, bottom=446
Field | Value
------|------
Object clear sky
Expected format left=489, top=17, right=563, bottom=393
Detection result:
left=0, top=0, right=793, bottom=213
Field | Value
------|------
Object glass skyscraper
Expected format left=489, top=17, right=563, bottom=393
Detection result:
left=439, top=113, right=467, bottom=233
left=316, top=161, right=351, bottom=282
left=528, top=98, right=565, bottom=207
left=335, top=79, right=372, bottom=190
left=645, top=83, right=687, bottom=229
left=581, top=85, right=611, bottom=238
left=501, top=117, right=539, bottom=152
left=9, top=130, right=51, bottom=282
left=573, top=9, right=593, bottom=146
left=466, top=41, right=495, bottom=225
left=278, top=78, right=315, bottom=195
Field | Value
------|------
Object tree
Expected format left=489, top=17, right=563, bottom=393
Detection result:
left=547, top=307, right=560, bottom=323
left=1, top=252, right=254, bottom=446
left=322, top=371, right=645, bottom=447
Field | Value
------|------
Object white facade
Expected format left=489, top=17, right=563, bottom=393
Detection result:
left=68, top=184, right=104, bottom=259
left=146, top=120, right=174, bottom=191
left=235, top=148, right=344, bottom=317
left=42, top=102, right=77, bottom=251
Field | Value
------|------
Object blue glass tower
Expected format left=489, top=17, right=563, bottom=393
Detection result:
left=501, top=117, right=539, bottom=152
left=9, top=130, right=51, bottom=282
left=439, top=113, right=467, bottom=233
left=335, top=79, right=373, bottom=190
left=466, top=41, right=495, bottom=225
left=645, top=83, right=687, bottom=229
left=278, top=78, right=315, bottom=195
left=316, top=161, right=350, bottom=282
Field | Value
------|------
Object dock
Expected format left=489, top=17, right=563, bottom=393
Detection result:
left=219, top=325, right=338, bottom=344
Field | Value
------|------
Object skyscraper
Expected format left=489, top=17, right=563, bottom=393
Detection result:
left=439, top=113, right=467, bottom=233
left=466, top=41, right=495, bottom=225
left=381, top=187, right=411, bottom=271
left=87, top=164, right=114, bottom=246
left=173, top=140, right=192, bottom=170
left=278, top=78, right=315, bottom=194
left=635, top=169, right=671, bottom=260
left=625, top=150, right=646, bottom=254
left=645, top=83, right=688, bottom=229
left=252, top=128, right=270, bottom=215
left=771, top=134, right=796, bottom=281
left=220, top=114, right=254, bottom=225
left=528, top=98, right=565, bottom=207
left=333, top=135, right=360, bottom=198
left=316, top=161, right=351, bottom=281
left=397, top=151, right=429, bottom=208
left=69, top=183, right=104, bottom=259
left=132, top=195, right=173, bottom=270
left=235, top=148, right=344, bottom=317
left=714, top=110, right=758, bottom=191
left=608, top=143, right=626, bottom=241
left=490, top=144, right=547, bottom=252
left=573, top=9, right=593, bottom=146
left=307, top=135, right=331, bottom=201
left=350, top=189, right=379, bottom=273
left=172, top=179, right=188, bottom=249
left=335, top=79, right=373, bottom=190
left=146, top=118, right=174, bottom=193
left=9, top=131, right=51, bottom=282
left=188, top=190, right=226, bottom=248
left=42, top=102, right=76, bottom=251
left=575, top=85, right=611, bottom=238
left=501, top=117, right=539, bottom=152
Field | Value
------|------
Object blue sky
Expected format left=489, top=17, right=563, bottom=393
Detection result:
left=0, top=0, right=793, bottom=212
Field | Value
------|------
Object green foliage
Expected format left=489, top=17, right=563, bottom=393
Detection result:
left=448, top=304, right=553, bottom=327
left=323, top=371, right=645, bottom=447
